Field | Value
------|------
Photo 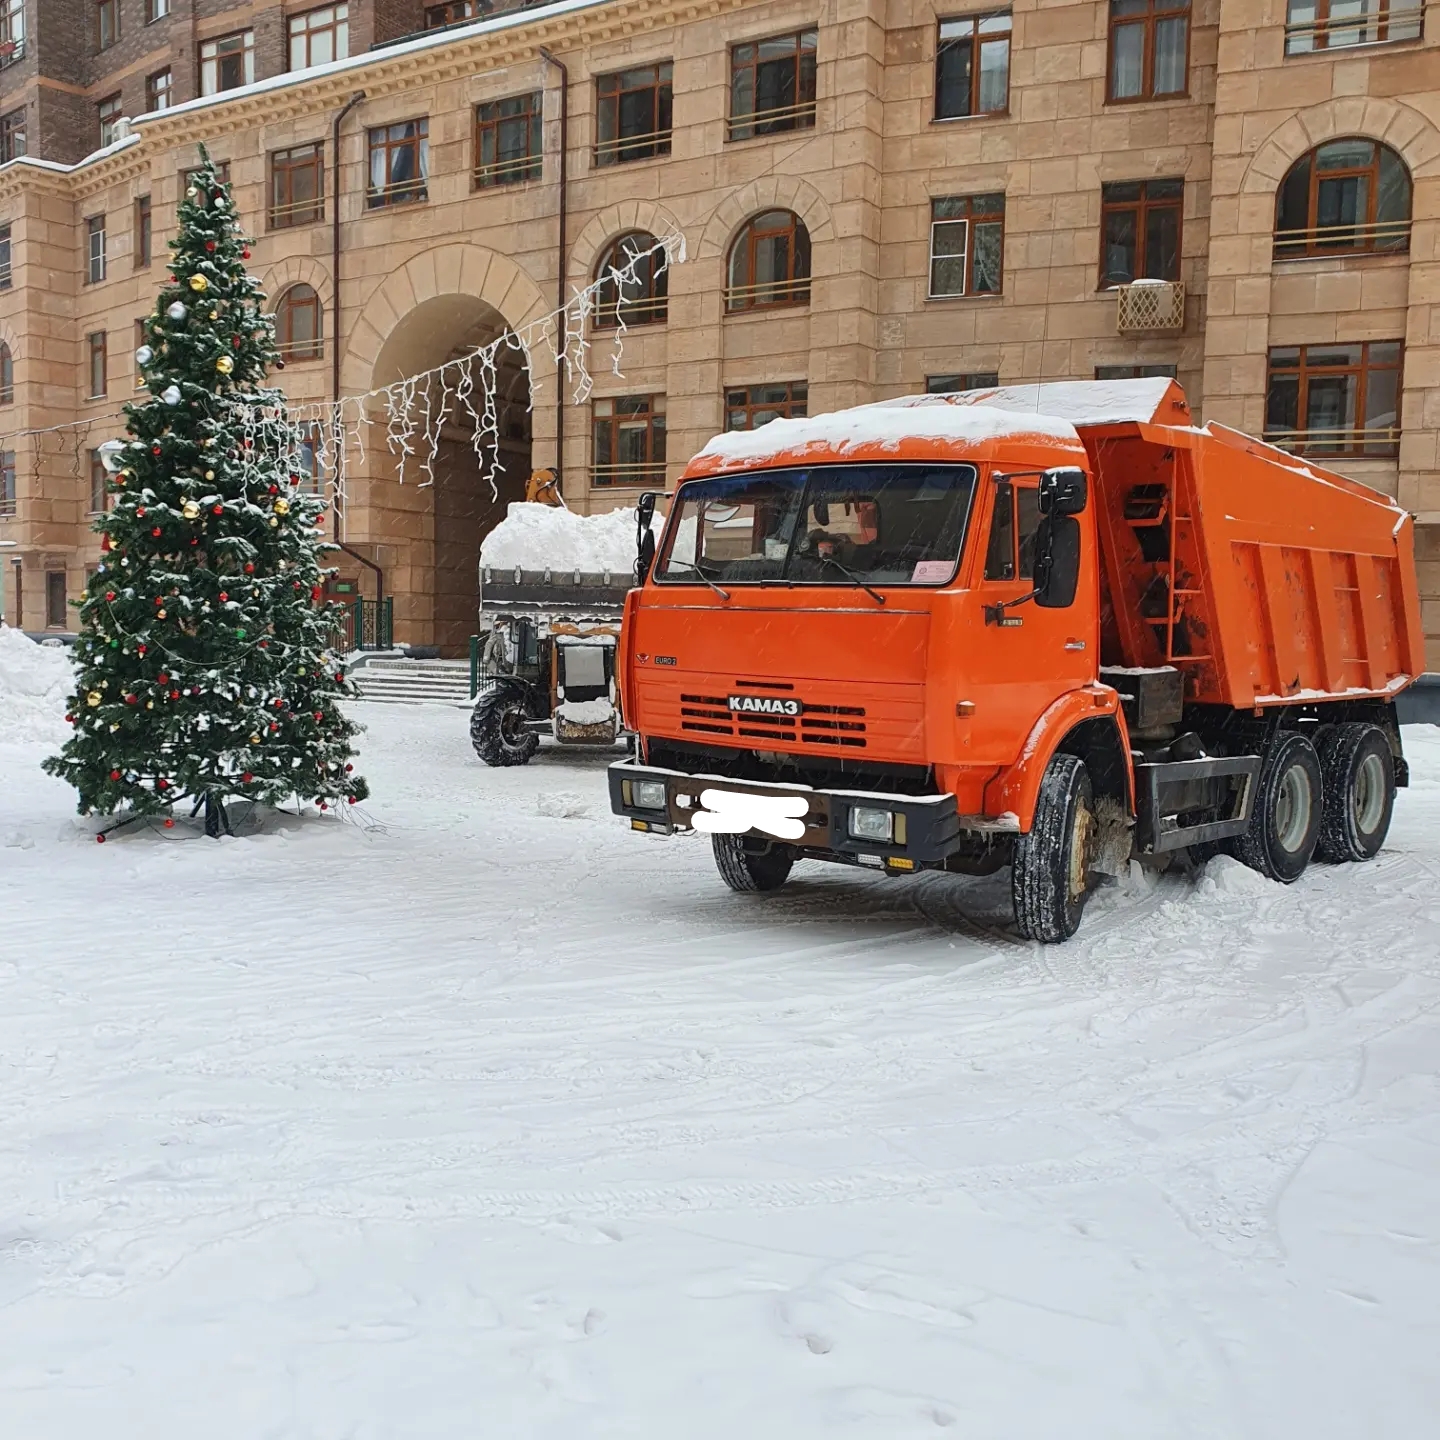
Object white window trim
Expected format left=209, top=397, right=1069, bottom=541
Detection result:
left=929, top=216, right=969, bottom=298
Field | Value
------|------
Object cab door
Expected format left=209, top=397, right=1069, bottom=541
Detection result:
left=956, top=475, right=1096, bottom=773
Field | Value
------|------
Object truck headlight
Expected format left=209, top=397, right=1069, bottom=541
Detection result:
left=848, top=806, right=893, bottom=843
left=632, top=780, right=668, bottom=811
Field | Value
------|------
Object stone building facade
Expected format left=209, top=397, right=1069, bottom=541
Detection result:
left=0, top=0, right=1436, bottom=661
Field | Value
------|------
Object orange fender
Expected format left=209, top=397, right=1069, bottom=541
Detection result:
left=983, top=686, right=1133, bottom=832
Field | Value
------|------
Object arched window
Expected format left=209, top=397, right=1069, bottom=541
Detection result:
left=1275, top=139, right=1411, bottom=259
left=726, top=209, right=811, bottom=312
left=593, top=231, right=668, bottom=328
left=0, top=342, right=12, bottom=405
left=274, top=283, right=324, bottom=361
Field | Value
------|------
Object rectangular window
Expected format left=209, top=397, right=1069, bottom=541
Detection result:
left=90, top=449, right=109, bottom=512
left=592, top=394, right=666, bottom=486
left=1265, top=342, right=1402, bottom=457
left=86, top=216, right=106, bottom=284
left=45, top=571, right=66, bottom=629
left=134, top=195, right=152, bottom=267
left=425, top=0, right=480, bottom=25
left=98, top=94, right=123, bottom=149
left=0, top=225, right=10, bottom=289
left=1108, top=0, right=1189, bottom=103
left=1095, top=363, right=1177, bottom=379
left=270, top=143, right=324, bottom=227
left=146, top=69, right=172, bottom=113
left=0, top=0, right=25, bottom=67
left=1100, top=178, right=1183, bottom=286
left=87, top=332, right=107, bottom=398
left=200, top=30, right=255, bottom=95
left=0, top=450, right=14, bottom=516
left=935, top=11, right=1012, bottom=119
left=147, top=0, right=171, bottom=21
left=1285, top=0, right=1423, bottom=54
left=728, top=31, right=817, bottom=142
left=96, top=0, right=119, bottom=51
left=367, top=119, right=429, bottom=207
left=926, top=371, right=1000, bottom=393
left=473, top=92, right=543, bottom=188
left=725, top=382, right=808, bottom=431
left=595, top=64, right=673, bottom=167
left=0, top=107, right=25, bottom=162
left=289, top=4, right=348, bottom=70
left=929, top=194, right=1005, bottom=297
left=984, top=477, right=1043, bottom=582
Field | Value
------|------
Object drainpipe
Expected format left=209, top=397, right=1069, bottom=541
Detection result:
left=331, top=89, right=366, bottom=418
left=539, top=48, right=568, bottom=496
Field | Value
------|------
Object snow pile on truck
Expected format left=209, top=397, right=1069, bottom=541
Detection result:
left=480, top=502, right=650, bottom=576
left=0, top=626, right=73, bottom=744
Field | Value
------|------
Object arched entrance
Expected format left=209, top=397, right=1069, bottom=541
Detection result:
left=370, top=295, right=532, bottom=655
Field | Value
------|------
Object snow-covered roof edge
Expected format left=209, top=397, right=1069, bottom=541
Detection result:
left=0, top=132, right=141, bottom=180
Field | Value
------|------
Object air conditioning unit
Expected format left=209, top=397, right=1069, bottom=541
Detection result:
left=1116, top=281, right=1185, bottom=334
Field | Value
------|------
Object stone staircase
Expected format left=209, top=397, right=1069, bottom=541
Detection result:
left=349, top=655, right=474, bottom=707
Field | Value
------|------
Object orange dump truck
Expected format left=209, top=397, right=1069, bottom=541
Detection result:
left=609, top=379, right=1423, bottom=941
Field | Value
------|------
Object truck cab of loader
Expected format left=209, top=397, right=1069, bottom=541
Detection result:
left=610, top=380, right=1420, bottom=943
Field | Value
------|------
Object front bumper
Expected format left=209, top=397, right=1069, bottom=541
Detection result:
left=609, top=760, right=963, bottom=868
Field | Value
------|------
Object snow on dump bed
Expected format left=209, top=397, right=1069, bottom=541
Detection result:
left=479, top=502, right=648, bottom=574
left=695, top=400, right=1082, bottom=469
left=0, top=625, right=73, bottom=745
left=887, top=376, right=1177, bottom=427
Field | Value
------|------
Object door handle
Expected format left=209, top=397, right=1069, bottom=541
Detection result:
left=1064, top=639, right=1086, bottom=651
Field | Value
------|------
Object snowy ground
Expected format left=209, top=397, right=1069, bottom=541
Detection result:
left=2, top=692, right=1439, bottom=1438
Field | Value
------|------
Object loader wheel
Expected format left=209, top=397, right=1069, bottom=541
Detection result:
left=1315, top=723, right=1395, bottom=863
left=470, top=687, right=539, bottom=767
left=712, top=834, right=794, bottom=893
left=1012, top=753, right=1095, bottom=944
left=1233, top=731, right=1322, bottom=883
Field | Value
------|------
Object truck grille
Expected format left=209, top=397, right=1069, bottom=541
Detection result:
left=679, top=689, right=868, bottom=748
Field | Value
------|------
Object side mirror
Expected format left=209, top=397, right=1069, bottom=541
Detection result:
left=1040, top=467, right=1088, bottom=517
left=1034, top=514, right=1081, bottom=609
left=636, top=492, right=658, bottom=585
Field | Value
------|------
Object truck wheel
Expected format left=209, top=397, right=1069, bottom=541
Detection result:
left=470, top=688, right=540, bottom=767
left=1012, top=753, right=1095, bottom=944
left=712, top=834, right=794, bottom=893
left=1233, top=731, right=1322, bottom=882
left=1315, top=723, right=1395, bottom=863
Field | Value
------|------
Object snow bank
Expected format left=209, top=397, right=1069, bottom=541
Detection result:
left=887, top=377, right=1177, bottom=427
left=0, top=626, right=73, bottom=745
left=480, top=503, right=647, bottom=574
left=695, top=402, right=1081, bottom=470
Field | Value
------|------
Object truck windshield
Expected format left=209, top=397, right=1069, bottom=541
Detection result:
left=656, top=464, right=978, bottom=588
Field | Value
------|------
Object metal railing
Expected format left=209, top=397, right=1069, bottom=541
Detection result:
left=1284, top=0, right=1423, bottom=53
left=365, top=177, right=428, bottom=208
left=268, top=196, right=325, bottom=228
left=1273, top=217, right=1411, bottom=258
left=275, top=339, right=324, bottom=362
left=591, top=461, right=666, bottom=487
left=726, top=100, right=817, bottom=141
left=473, top=153, right=542, bottom=187
left=334, top=597, right=394, bottom=651
left=592, top=129, right=672, bottom=166
left=1263, top=425, right=1401, bottom=458
left=724, top=276, right=812, bottom=312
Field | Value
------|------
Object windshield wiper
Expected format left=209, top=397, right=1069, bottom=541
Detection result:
left=667, top=560, right=730, bottom=601
left=820, top=554, right=885, bottom=605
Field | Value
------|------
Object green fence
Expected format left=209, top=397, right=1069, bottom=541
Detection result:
left=337, top=598, right=393, bottom=652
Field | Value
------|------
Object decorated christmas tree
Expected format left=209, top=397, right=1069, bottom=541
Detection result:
left=46, top=149, right=368, bottom=837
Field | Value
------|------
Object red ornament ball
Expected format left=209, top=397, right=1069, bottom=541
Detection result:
left=152, top=445, right=162, bottom=456
left=158, top=673, right=169, bottom=684
left=105, top=590, right=116, bottom=601
left=314, top=712, right=323, bottom=722
left=233, top=337, right=242, bottom=348
left=242, top=248, right=251, bottom=259
left=269, top=484, right=279, bottom=495
left=164, top=818, right=175, bottom=829
left=155, top=597, right=164, bottom=606
left=151, top=527, right=162, bottom=537
left=136, top=506, right=146, bottom=517
left=345, top=763, right=353, bottom=773
left=125, top=693, right=138, bottom=705
left=170, top=690, right=180, bottom=700
left=157, top=778, right=169, bottom=790
left=212, top=504, right=224, bottom=515
left=218, top=592, right=228, bottom=602
left=136, top=644, right=147, bottom=656
left=96, top=834, right=106, bottom=844
left=348, top=796, right=357, bottom=805
left=109, top=769, right=121, bottom=781
left=206, top=241, right=216, bottom=252
left=242, top=772, right=253, bottom=784
left=243, top=563, right=255, bottom=574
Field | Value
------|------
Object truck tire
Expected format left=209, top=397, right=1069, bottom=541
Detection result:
left=1012, top=753, right=1095, bottom=944
left=1315, top=723, right=1395, bottom=863
left=1233, top=731, right=1322, bottom=882
left=470, top=687, right=540, bottom=767
left=712, top=834, right=794, bottom=893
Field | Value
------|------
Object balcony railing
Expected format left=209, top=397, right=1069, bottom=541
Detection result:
left=268, top=196, right=325, bottom=229
left=591, top=461, right=666, bottom=487
left=592, top=129, right=672, bottom=166
left=726, top=100, right=817, bottom=142
left=1115, top=281, right=1186, bottom=333
left=472, top=152, right=541, bottom=188
left=1273, top=217, right=1411, bottom=259
left=1284, top=0, right=1423, bottom=54
left=1263, top=425, right=1400, bottom=458
left=724, top=277, right=812, bottom=312
left=366, top=176, right=428, bottom=209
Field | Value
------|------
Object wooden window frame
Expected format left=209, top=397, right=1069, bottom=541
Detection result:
left=97, top=93, right=123, bottom=149
left=724, top=381, right=808, bottom=431
left=726, top=209, right=812, bottom=312
left=270, top=143, right=325, bottom=228
left=425, top=1, right=480, bottom=26
left=275, top=284, right=325, bottom=362
left=87, top=331, right=107, bottom=398
left=594, top=63, right=673, bottom=167
left=1264, top=341, right=1403, bottom=458
left=85, top=215, right=106, bottom=285
left=925, top=371, right=999, bottom=393
left=288, top=4, right=349, bottom=71
left=134, top=195, right=152, bottom=269
left=1099, top=178, right=1184, bottom=287
left=934, top=11, right=1012, bottom=120
left=593, top=231, right=668, bottom=329
left=0, top=341, right=12, bottom=403
left=0, top=108, right=25, bottom=163
left=1284, top=0, right=1424, bottom=54
left=0, top=224, right=11, bottom=289
left=199, top=30, right=255, bottom=96
left=367, top=119, right=429, bottom=208
left=928, top=193, right=1006, bottom=298
left=1106, top=0, right=1191, bottom=105
left=473, top=92, right=543, bottom=188
left=0, top=449, right=14, bottom=517
left=146, top=69, right=172, bottom=113
left=0, top=0, right=24, bottom=62
left=728, top=30, right=818, bottom=142
left=591, top=394, right=667, bottom=487
left=1274, top=139, right=1412, bottom=259
left=95, top=0, right=120, bottom=52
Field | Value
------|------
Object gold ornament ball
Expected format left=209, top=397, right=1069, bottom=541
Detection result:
left=182, top=500, right=201, bottom=520
left=189, top=274, right=209, bottom=293
left=146, top=701, right=155, bottom=710
left=86, top=691, right=103, bottom=708
left=269, top=517, right=279, bottom=528
left=205, top=470, right=215, bottom=481
left=273, top=498, right=290, bottom=516
left=216, top=355, right=234, bottom=375
left=250, top=734, right=261, bottom=744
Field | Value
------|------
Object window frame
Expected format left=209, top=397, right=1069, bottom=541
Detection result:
left=473, top=91, right=543, bottom=188
left=925, top=371, right=1000, bottom=393
left=0, top=448, right=14, bottom=517
left=288, top=4, right=349, bottom=71
left=1106, top=0, right=1191, bottom=105
left=1264, top=341, right=1403, bottom=458
left=0, top=224, right=11, bottom=290
left=146, top=69, right=173, bottom=113
left=269, top=143, right=325, bottom=228
left=591, top=393, right=667, bottom=488
left=95, top=0, right=120, bottom=52
left=983, top=476, right=1043, bottom=584
left=726, top=209, right=813, bottom=313
left=594, top=63, right=673, bottom=167
left=87, top=331, right=107, bottom=399
left=934, top=11, right=1013, bottom=121
left=593, top=231, right=668, bottom=329
left=928, top=193, right=1006, bottom=299
left=0, top=340, right=12, bottom=403
left=199, top=30, right=255, bottom=96
left=97, top=93, right=123, bottom=150
left=45, top=570, right=67, bottom=629
left=1094, top=363, right=1178, bottom=379
left=724, top=381, right=809, bottom=431
left=146, top=0, right=171, bottom=23
left=134, top=196, right=152, bottom=268
left=0, top=0, right=24, bottom=65
left=727, top=29, right=818, bottom=142
left=0, top=108, right=25, bottom=163
left=1284, top=0, right=1424, bottom=55
left=425, top=1, right=480, bottom=25
left=1273, top=139, right=1412, bottom=260
left=275, top=284, right=325, bottom=362
left=85, top=215, right=106, bottom=285
left=366, top=119, right=429, bottom=208
left=1099, top=177, right=1184, bottom=288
